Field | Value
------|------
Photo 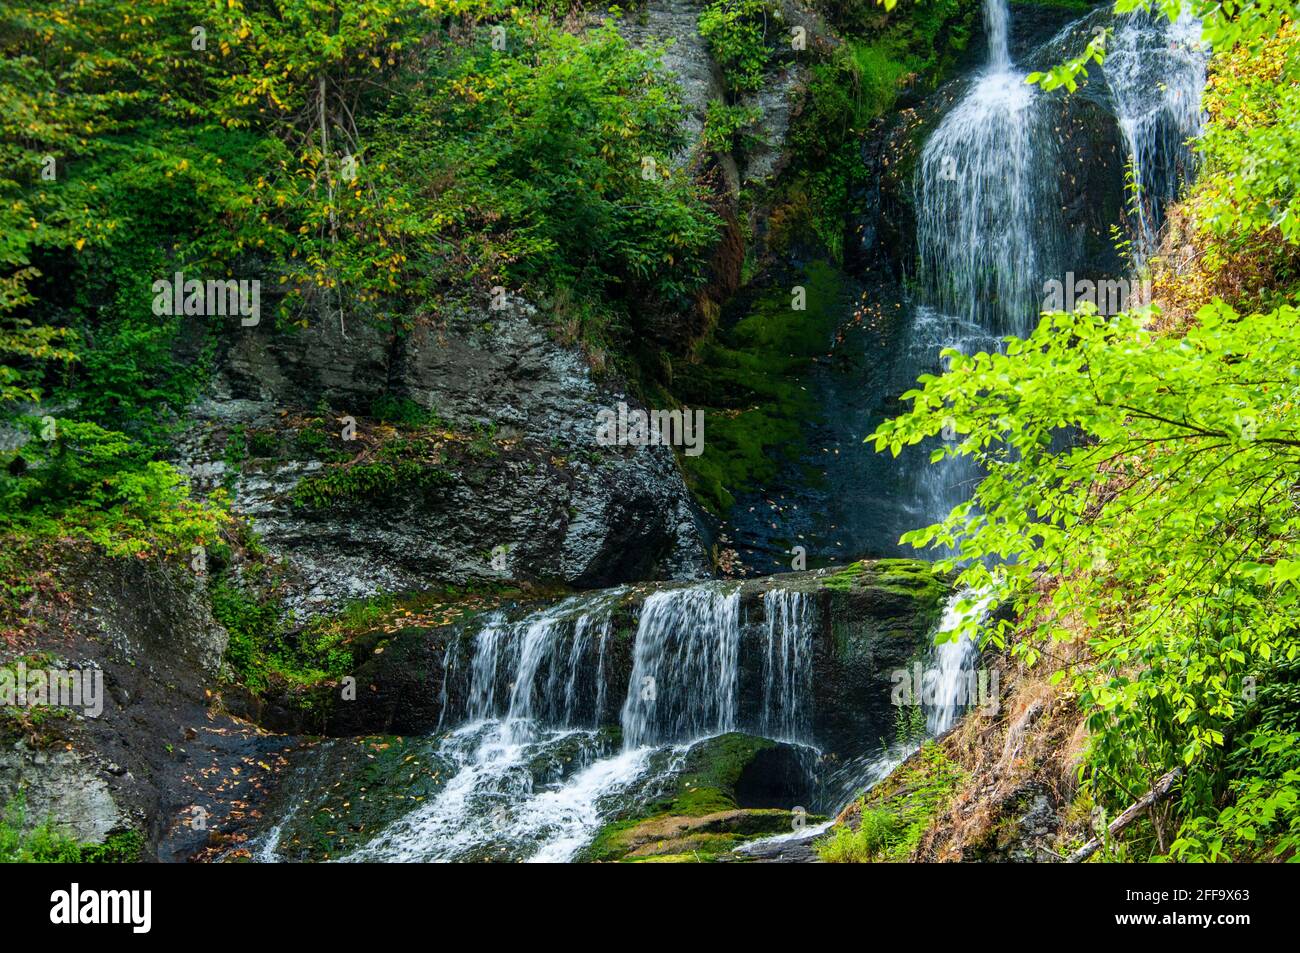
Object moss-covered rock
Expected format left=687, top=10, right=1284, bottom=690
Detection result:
left=256, top=735, right=456, bottom=862
left=580, top=732, right=821, bottom=862
left=815, top=740, right=965, bottom=862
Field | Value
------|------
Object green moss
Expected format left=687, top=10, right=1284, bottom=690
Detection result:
left=580, top=733, right=820, bottom=861
left=625, top=832, right=748, bottom=860
left=823, top=560, right=869, bottom=592
left=870, top=558, right=950, bottom=600
left=271, top=736, right=454, bottom=862
left=670, top=732, right=775, bottom=813
left=676, top=260, right=850, bottom=514
left=823, top=558, right=946, bottom=600
left=583, top=816, right=648, bottom=862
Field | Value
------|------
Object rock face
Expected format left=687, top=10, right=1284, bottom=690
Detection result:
left=0, top=745, right=124, bottom=843
left=175, top=293, right=710, bottom=617
left=614, top=0, right=822, bottom=191
left=0, top=551, right=238, bottom=855
left=615, top=0, right=725, bottom=161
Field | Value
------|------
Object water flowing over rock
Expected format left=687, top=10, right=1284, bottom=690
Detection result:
left=914, top=39, right=1064, bottom=332
left=795, top=1, right=1210, bottom=549
left=621, top=585, right=743, bottom=748
left=1102, top=8, right=1208, bottom=261
left=245, top=560, right=955, bottom=861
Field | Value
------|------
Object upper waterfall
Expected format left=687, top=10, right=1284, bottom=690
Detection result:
left=984, top=0, right=1012, bottom=69
left=914, top=0, right=1062, bottom=335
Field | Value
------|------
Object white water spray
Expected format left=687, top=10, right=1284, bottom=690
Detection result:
left=1104, top=7, right=1208, bottom=262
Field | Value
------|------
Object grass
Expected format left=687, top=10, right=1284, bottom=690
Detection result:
left=816, top=741, right=965, bottom=862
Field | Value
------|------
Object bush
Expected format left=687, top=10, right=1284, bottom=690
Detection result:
left=0, top=792, right=142, bottom=863
left=698, top=0, right=774, bottom=94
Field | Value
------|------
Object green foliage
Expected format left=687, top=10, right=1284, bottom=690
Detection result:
left=1194, top=22, right=1300, bottom=248
left=873, top=299, right=1300, bottom=858
left=774, top=0, right=973, bottom=259
left=0, top=419, right=228, bottom=557
left=209, top=574, right=356, bottom=693
left=818, top=808, right=905, bottom=861
left=816, top=742, right=964, bottom=862
left=0, top=1, right=718, bottom=564
left=0, top=792, right=141, bottom=863
left=209, top=577, right=284, bottom=691
left=698, top=0, right=774, bottom=94
left=895, top=704, right=928, bottom=748
left=291, top=436, right=452, bottom=509
left=701, top=101, right=764, bottom=154
left=370, top=395, right=444, bottom=429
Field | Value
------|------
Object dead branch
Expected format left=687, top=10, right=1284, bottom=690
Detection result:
left=1065, top=767, right=1184, bottom=863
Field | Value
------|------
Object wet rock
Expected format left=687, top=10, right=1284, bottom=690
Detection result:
left=314, top=559, right=950, bottom=758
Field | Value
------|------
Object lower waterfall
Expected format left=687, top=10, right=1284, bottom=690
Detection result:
left=250, top=579, right=974, bottom=862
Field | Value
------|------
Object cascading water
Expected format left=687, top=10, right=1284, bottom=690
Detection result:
left=620, top=585, right=742, bottom=748
left=318, top=583, right=827, bottom=862
left=903, top=0, right=1206, bottom=528
left=914, top=0, right=1062, bottom=335
left=343, top=590, right=640, bottom=862
left=758, top=590, right=814, bottom=743
left=247, top=577, right=970, bottom=862
left=1103, top=8, right=1208, bottom=262
left=907, top=0, right=1060, bottom=529
left=923, top=589, right=998, bottom=735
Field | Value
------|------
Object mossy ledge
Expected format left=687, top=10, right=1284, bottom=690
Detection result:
left=579, top=733, right=824, bottom=863
left=304, top=559, right=951, bottom=757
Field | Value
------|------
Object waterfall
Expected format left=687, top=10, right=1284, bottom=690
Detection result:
left=256, top=578, right=993, bottom=862
left=620, top=585, right=743, bottom=748
left=915, top=0, right=1062, bottom=335
left=903, top=1, right=1206, bottom=529
left=759, top=589, right=815, bottom=743
left=1103, top=8, right=1208, bottom=262
left=334, top=582, right=823, bottom=861
left=983, top=0, right=1011, bottom=71
left=924, top=589, right=997, bottom=735
left=463, top=595, right=613, bottom=729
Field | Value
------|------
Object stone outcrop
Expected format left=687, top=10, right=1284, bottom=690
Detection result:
left=174, top=294, right=710, bottom=617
